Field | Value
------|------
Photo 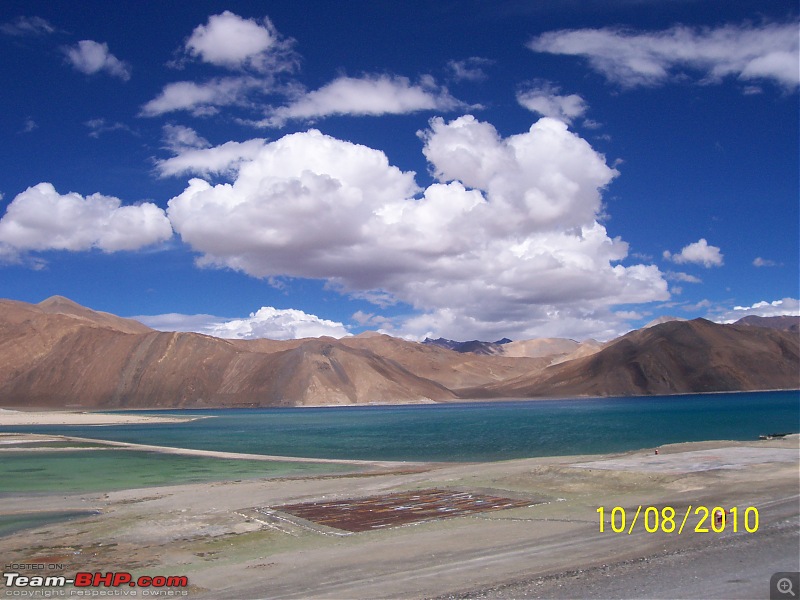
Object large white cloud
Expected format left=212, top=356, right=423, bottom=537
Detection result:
left=528, top=21, right=800, bottom=90
left=166, top=116, right=669, bottom=340
left=0, top=183, right=172, bottom=255
left=663, top=238, right=724, bottom=268
left=261, top=75, right=464, bottom=127
left=63, top=40, right=131, bottom=81
left=167, top=129, right=419, bottom=284
left=184, top=11, right=296, bottom=73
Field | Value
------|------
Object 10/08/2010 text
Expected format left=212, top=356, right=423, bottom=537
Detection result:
left=597, top=505, right=759, bottom=534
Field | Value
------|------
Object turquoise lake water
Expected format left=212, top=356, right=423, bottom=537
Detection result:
left=2, top=391, right=798, bottom=462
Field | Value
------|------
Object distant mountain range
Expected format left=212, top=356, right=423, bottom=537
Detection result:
left=0, top=296, right=797, bottom=409
left=423, top=337, right=513, bottom=355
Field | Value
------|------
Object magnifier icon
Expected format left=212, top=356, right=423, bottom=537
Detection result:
left=778, top=578, right=796, bottom=597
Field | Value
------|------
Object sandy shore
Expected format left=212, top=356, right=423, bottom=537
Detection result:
left=0, top=408, right=200, bottom=426
left=0, top=431, right=797, bottom=599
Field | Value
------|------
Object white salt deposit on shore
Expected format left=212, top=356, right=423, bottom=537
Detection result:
left=0, top=409, right=198, bottom=426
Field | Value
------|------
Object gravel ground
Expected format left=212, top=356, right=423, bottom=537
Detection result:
left=436, top=497, right=799, bottom=600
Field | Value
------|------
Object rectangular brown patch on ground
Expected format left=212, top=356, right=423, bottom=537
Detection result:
left=275, top=488, right=531, bottom=532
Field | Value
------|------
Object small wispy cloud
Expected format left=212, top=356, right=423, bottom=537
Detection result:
left=447, top=57, right=493, bottom=82
left=63, top=40, right=131, bottom=81
left=258, top=74, right=465, bottom=127
left=753, top=256, right=779, bottom=267
left=663, top=239, right=724, bottom=268
left=529, top=21, right=800, bottom=90
left=517, top=80, right=588, bottom=124
left=140, top=77, right=263, bottom=117
left=0, top=16, right=56, bottom=37
left=84, top=118, right=136, bottom=138
left=21, top=118, right=38, bottom=133
left=665, top=270, right=702, bottom=283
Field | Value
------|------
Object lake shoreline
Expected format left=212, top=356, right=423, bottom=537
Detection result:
left=1, top=386, right=797, bottom=416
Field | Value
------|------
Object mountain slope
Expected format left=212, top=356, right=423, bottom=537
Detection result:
left=341, top=333, right=549, bottom=390
left=735, top=315, right=799, bottom=332
left=469, top=318, right=800, bottom=398
left=37, top=295, right=153, bottom=334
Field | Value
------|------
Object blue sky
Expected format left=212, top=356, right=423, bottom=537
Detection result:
left=0, top=0, right=797, bottom=342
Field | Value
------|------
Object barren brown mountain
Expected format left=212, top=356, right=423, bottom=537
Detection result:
left=466, top=318, right=800, bottom=398
left=0, top=297, right=797, bottom=408
left=2, top=297, right=546, bottom=408
left=0, top=297, right=462, bottom=408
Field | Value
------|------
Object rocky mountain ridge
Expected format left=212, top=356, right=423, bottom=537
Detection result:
left=0, top=296, right=797, bottom=408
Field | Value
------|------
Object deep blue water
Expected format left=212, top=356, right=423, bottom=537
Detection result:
left=2, top=391, right=798, bottom=462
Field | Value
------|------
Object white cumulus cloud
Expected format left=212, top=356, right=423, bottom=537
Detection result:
left=206, top=307, right=349, bottom=340
left=134, top=307, right=349, bottom=340
left=261, top=74, right=464, bottom=127
left=184, top=11, right=297, bottom=73
left=663, top=238, right=724, bottom=268
left=166, top=116, right=669, bottom=340
left=63, top=40, right=131, bottom=81
left=528, top=21, right=800, bottom=90
left=517, top=82, right=588, bottom=124
left=420, top=115, right=613, bottom=231
left=0, top=183, right=172, bottom=257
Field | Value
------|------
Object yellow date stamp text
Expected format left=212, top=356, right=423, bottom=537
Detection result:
left=596, top=505, right=759, bottom=534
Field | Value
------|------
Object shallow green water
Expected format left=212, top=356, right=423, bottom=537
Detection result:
left=0, top=449, right=355, bottom=494
left=0, top=511, right=100, bottom=537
